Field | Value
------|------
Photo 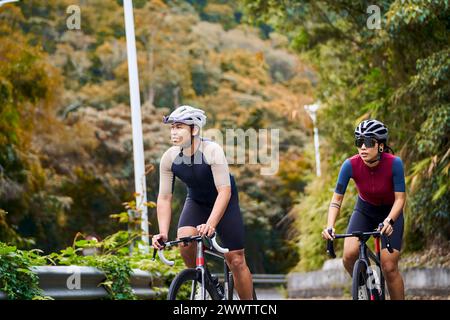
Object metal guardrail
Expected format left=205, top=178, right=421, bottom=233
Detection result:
left=252, top=274, right=287, bottom=284
left=217, top=274, right=287, bottom=285
left=0, top=266, right=158, bottom=300
left=0, top=266, right=287, bottom=300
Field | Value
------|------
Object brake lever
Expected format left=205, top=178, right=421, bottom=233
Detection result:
left=151, top=238, right=165, bottom=261
left=326, top=228, right=336, bottom=259
left=378, top=223, right=394, bottom=253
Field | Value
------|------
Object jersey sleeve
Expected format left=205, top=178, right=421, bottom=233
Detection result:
left=334, top=159, right=352, bottom=195
left=203, top=142, right=231, bottom=189
left=392, top=157, right=406, bottom=192
left=158, top=148, right=176, bottom=196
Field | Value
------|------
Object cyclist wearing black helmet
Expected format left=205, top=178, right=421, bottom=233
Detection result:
left=322, top=119, right=406, bottom=299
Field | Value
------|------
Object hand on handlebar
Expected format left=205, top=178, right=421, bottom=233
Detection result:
left=152, top=232, right=229, bottom=266
left=378, top=221, right=394, bottom=237
left=322, top=227, right=335, bottom=240
left=377, top=223, right=394, bottom=253
left=151, top=233, right=167, bottom=250
left=197, top=223, right=216, bottom=237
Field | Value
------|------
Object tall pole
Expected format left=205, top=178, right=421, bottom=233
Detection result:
left=123, top=0, right=149, bottom=252
left=304, top=102, right=321, bottom=177
left=313, top=125, right=321, bottom=177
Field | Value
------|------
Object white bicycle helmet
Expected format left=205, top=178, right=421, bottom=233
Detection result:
left=163, top=105, right=207, bottom=129
left=355, top=119, right=388, bottom=141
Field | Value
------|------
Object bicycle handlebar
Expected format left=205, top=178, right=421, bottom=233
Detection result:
left=152, top=233, right=229, bottom=266
left=210, top=234, right=229, bottom=254
left=326, top=223, right=393, bottom=259
left=157, top=248, right=175, bottom=266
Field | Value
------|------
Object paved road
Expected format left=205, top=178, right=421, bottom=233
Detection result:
left=255, top=288, right=285, bottom=300
left=256, top=289, right=450, bottom=300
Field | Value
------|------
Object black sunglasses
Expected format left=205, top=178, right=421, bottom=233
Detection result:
left=355, top=137, right=378, bottom=148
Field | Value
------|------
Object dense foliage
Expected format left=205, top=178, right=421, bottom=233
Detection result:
left=1, top=0, right=446, bottom=279
left=0, top=0, right=317, bottom=274
left=244, top=0, right=449, bottom=270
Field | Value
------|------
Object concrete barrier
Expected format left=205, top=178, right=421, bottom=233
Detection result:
left=288, top=259, right=450, bottom=299
left=403, top=267, right=450, bottom=296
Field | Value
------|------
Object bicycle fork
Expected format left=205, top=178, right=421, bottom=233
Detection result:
left=358, top=238, right=379, bottom=300
left=371, top=236, right=383, bottom=299
left=364, top=237, right=383, bottom=300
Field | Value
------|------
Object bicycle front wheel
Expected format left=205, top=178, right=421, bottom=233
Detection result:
left=168, top=269, right=219, bottom=300
left=352, top=260, right=371, bottom=300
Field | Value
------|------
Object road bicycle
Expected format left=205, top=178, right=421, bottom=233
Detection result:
left=326, top=223, right=393, bottom=300
left=153, top=233, right=256, bottom=300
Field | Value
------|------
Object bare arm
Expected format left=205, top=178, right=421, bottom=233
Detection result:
left=380, top=191, right=405, bottom=235
left=381, top=157, right=406, bottom=235
left=153, top=148, right=175, bottom=249
left=206, top=186, right=232, bottom=228
left=387, top=192, right=405, bottom=222
left=322, top=193, right=344, bottom=240
left=156, top=193, right=172, bottom=238
left=323, top=159, right=352, bottom=239
left=328, top=193, right=344, bottom=227
left=197, top=185, right=232, bottom=237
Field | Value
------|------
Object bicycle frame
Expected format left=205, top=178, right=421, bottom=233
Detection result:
left=326, top=227, right=393, bottom=300
left=204, top=246, right=233, bottom=299
left=195, top=238, right=207, bottom=300
left=153, top=234, right=231, bottom=300
left=355, top=232, right=381, bottom=261
left=354, top=233, right=384, bottom=299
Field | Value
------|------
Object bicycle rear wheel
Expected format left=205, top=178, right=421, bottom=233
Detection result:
left=379, top=272, right=386, bottom=300
left=352, top=260, right=371, bottom=300
left=168, top=269, right=219, bottom=300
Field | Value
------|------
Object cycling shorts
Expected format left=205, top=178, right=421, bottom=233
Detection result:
left=177, top=191, right=245, bottom=251
left=346, top=196, right=404, bottom=251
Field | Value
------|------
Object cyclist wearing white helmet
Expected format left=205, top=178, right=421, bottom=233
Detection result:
left=322, top=119, right=406, bottom=299
left=152, top=105, right=254, bottom=299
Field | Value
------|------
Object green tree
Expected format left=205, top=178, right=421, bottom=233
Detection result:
left=244, top=0, right=450, bottom=269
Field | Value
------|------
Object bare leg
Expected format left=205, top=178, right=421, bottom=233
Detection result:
left=342, top=237, right=360, bottom=275
left=225, top=249, right=253, bottom=300
left=177, top=226, right=198, bottom=268
left=381, top=249, right=404, bottom=300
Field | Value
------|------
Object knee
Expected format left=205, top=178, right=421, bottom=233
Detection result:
left=179, top=243, right=195, bottom=256
left=382, top=261, right=399, bottom=279
left=342, top=251, right=358, bottom=268
left=226, top=254, right=247, bottom=272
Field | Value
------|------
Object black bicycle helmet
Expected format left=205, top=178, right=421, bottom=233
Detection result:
left=355, top=119, right=388, bottom=142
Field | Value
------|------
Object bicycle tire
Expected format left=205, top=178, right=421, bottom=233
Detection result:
left=380, top=272, right=386, bottom=300
left=367, top=251, right=385, bottom=300
left=228, top=273, right=258, bottom=300
left=168, top=269, right=220, bottom=300
left=352, top=260, right=371, bottom=300
left=369, top=262, right=386, bottom=300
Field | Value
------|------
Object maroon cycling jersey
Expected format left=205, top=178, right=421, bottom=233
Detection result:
left=335, top=152, right=405, bottom=206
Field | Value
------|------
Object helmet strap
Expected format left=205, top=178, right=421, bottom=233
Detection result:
left=364, top=140, right=382, bottom=164
left=179, top=125, right=196, bottom=158
left=190, top=125, right=194, bottom=157
left=366, top=152, right=381, bottom=164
